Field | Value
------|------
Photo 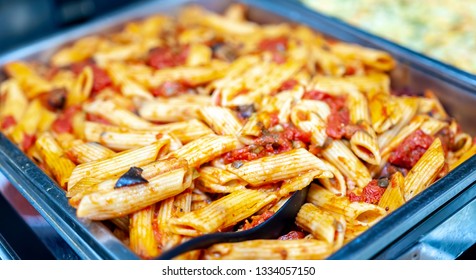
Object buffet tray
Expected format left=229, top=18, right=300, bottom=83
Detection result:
left=0, top=0, right=475, bottom=260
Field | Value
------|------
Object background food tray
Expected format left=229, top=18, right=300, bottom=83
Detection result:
left=0, top=0, right=475, bottom=260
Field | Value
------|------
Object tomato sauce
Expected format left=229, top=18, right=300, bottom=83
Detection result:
left=86, top=113, right=111, bottom=125
left=278, top=230, right=306, bottom=240
left=259, top=36, right=288, bottom=52
left=51, top=105, right=81, bottom=134
left=147, top=46, right=189, bottom=70
left=344, top=65, right=357, bottom=76
left=388, top=129, right=434, bottom=170
left=258, top=36, right=288, bottom=64
left=223, top=114, right=311, bottom=164
left=303, top=90, right=352, bottom=139
left=268, top=112, right=280, bottom=127
left=71, top=61, right=112, bottom=94
left=348, top=179, right=386, bottom=204
left=21, top=134, right=36, bottom=151
left=1, top=115, right=16, bottom=129
left=280, top=79, right=298, bottom=91
left=241, top=210, right=274, bottom=231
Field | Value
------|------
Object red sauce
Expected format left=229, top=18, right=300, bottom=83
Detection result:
left=21, top=134, right=36, bottom=151
left=278, top=79, right=298, bottom=91
left=1, top=115, right=16, bottom=129
left=388, top=129, right=434, bottom=170
left=51, top=105, right=81, bottom=134
left=258, top=36, right=288, bottom=64
left=281, top=124, right=311, bottom=143
left=344, top=65, right=357, bottom=76
left=268, top=112, right=280, bottom=127
left=223, top=119, right=311, bottom=164
left=303, top=90, right=351, bottom=139
left=241, top=210, right=274, bottom=231
left=434, top=127, right=454, bottom=155
left=348, top=179, right=386, bottom=205
left=65, top=150, right=79, bottom=164
left=71, top=61, right=112, bottom=94
left=147, top=46, right=189, bottom=70
left=326, top=109, right=350, bottom=139
left=278, top=230, right=306, bottom=240
left=86, top=113, right=111, bottom=125
left=258, top=37, right=288, bottom=53
left=151, top=81, right=188, bottom=97
left=271, top=52, right=286, bottom=64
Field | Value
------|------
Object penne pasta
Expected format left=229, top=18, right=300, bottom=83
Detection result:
left=0, top=80, right=28, bottom=133
left=226, top=148, right=333, bottom=187
left=199, top=106, right=242, bottom=136
left=296, top=203, right=343, bottom=245
left=377, top=97, right=419, bottom=151
left=138, top=98, right=204, bottom=123
left=204, top=239, right=332, bottom=260
left=378, top=172, right=405, bottom=213
left=148, top=119, right=215, bottom=144
left=35, top=132, right=76, bottom=189
left=321, top=140, right=371, bottom=190
left=168, top=189, right=277, bottom=236
left=77, top=166, right=192, bottom=220
left=277, top=170, right=321, bottom=198
left=68, top=140, right=170, bottom=189
left=330, top=42, right=396, bottom=71
left=129, top=205, right=160, bottom=259
left=84, top=121, right=181, bottom=151
left=452, top=132, right=473, bottom=158
left=290, top=103, right=328, bottom=146
left=350, top=129, right=381, bottom=165
left=195, top=166, right=247, bottom=193
left=66, top=142, right=116, bottom=164
left=66, top=66, right=93, bottom=107
left=403, top=138, right=445, bottom=201
left=169, top=135, right=241, bottom=168
left=4, top=62, right=52, bottom=98
left=317, top=159, right=347, bottom=196
left=307, top=184, right=386, bottom=226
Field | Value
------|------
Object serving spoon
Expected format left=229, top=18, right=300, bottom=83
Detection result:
left=156, top=186, right=309, bottom=260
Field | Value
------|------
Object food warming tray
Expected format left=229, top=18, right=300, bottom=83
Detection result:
left=0, top=0, right=475, bottom=260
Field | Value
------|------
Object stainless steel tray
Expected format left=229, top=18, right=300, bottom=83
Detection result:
left=1, top=0, right=475, bottom=260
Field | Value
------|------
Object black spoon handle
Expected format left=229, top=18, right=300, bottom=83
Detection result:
left=156, top=186, right=309, bottom=260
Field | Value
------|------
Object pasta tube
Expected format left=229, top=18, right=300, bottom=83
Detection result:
left=307, top=184, right=386, bottom=226
left=168, top=189, right=277, bottom=236
left=204, top=239, right=332, bottom=260
left=403, top=138, right=445, bottom=201
left=226, top=148, right=333, bottom=187
left=77, top=166, right=192, bottom=220
left=68, top=140, right=170, bottom=188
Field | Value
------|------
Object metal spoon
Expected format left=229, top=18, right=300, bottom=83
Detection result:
left=156, top=186, right=309, bottom=260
